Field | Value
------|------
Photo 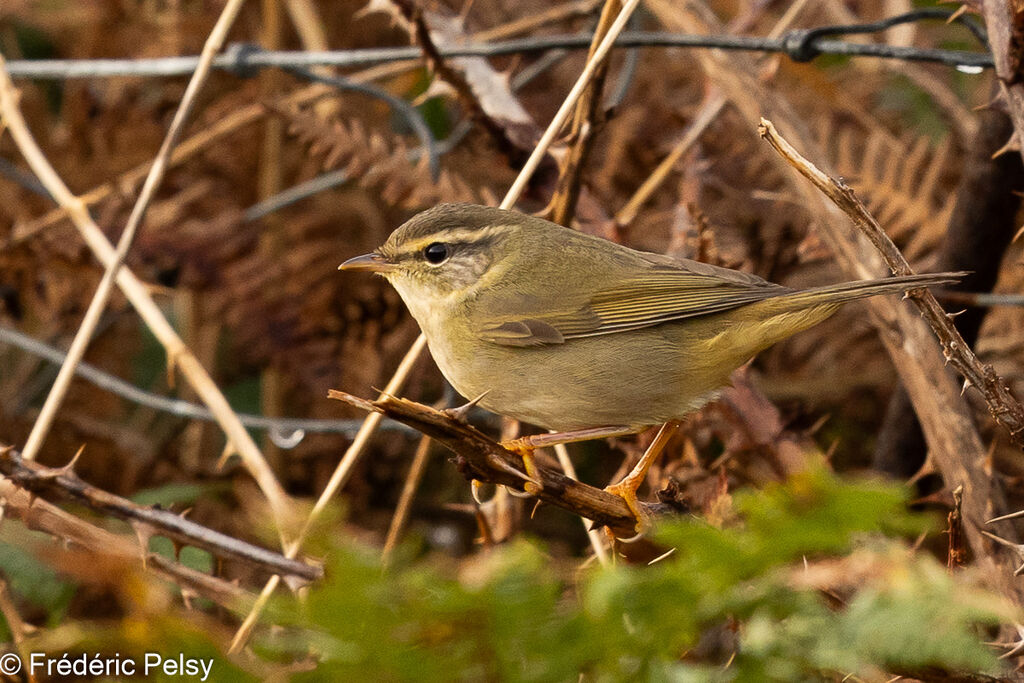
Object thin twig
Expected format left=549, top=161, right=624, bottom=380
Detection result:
left=381, top=435, right=433, bottom=568
left=759, top=118, right=1024, bottom=449
left=19, top=0, right=249, bottom=464
left=0, top=576, right=36, bottom=683
left=948, top=485, right=966, bottom=571
left=554, top=443, right=610, bottom=565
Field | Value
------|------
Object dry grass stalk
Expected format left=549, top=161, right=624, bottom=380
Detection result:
left=0, top=576, right=34, bottom=682
left=554, top=442, right=611, bottom=565
left=614, top=0, right=810, bottom=229
left=228, top=333, right=429, bottom=653
left=19, top=0, right=249, bottom=464
left=501, top=0, right=642, bottom=210
left=381, top=434, right=433, bottom=568
left=615, top=93, right=726, bottom=228
left=0, top=39, right=295, bottom=545
left=546, top=0, right=622, bottom=226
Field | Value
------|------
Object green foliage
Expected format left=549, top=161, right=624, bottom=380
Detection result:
left=0, top=529, right=77, bottom=628
left=264, top=469, right=1007, bottom=681
left=878, top=74, right=949, bottom=141
left=147, top=536, right=214, bottom=575
left=132, top=481, right=228, bottom=507
left=410, top=70, right=453, bottom=141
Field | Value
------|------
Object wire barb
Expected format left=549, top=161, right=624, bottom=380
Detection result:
left=3, top=11, right=994, bottom=82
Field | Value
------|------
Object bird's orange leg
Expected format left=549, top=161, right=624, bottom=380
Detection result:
left=501, top=425, right=638, bottom=495
left=605, top=420, right=681, bottom=536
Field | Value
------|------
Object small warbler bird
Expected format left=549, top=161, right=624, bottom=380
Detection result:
left=341, top=203, right=958, bottom=528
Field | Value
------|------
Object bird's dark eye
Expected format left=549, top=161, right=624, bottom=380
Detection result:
left=423, top=242, right=449, bottom=264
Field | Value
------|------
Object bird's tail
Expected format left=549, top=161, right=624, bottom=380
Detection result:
left=773, top=271, right=965, bottom=310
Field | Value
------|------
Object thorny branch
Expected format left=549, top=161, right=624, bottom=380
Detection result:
left=754, top=116, right=1024, bottom=610
left=980, top=0, right=1024, bottom=166
left=0, top=477, right=254, bottom=611
left=759, top=119, right=1024, bottom=451
left=0, top=447, right=321, bottom=584
left=327, top=390, right=675, bottom=536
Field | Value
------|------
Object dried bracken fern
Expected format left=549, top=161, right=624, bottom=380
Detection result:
left=276, top=105, right=490, bottom=208
left=817, top=118, right=957, bottom=262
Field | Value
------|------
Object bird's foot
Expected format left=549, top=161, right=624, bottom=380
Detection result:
left=603, top=420, right=682, bottom=539
left=499, top=437, right=543, bottom=496
left=604, top=477, right=651, bottom=540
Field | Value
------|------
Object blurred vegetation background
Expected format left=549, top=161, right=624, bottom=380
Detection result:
left=1, top=0, right=1023, bottom=679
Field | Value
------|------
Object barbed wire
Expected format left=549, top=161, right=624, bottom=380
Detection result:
left=2, top=10, right=993, bottom=81
left=0, top=325, right=418, bottom=441
left=242, top=41, right=566, bottom=222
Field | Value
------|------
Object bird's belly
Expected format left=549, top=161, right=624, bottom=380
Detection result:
left=425, top=325, right=731, bottom=432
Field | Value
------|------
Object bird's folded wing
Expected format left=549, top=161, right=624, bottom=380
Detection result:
left=476, top=261, right=790, bottom=347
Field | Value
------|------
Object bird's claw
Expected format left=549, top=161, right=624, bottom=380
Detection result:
left=499, top=437, right=544, bottom=496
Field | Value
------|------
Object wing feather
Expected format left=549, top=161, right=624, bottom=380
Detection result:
left=476, top=254, right=789, bottom=347
left=477, top=319, right=565, bottom=346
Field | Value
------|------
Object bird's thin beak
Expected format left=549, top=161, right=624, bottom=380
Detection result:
left=339, top=252, right=395, bottom=273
